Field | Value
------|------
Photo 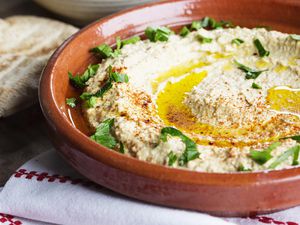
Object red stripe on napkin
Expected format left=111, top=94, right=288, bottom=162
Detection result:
left=0, top=213, right=22, bottom=225
left=14, top=169, right=97, bottom=187
left=250, top=216, right=298, bottom=225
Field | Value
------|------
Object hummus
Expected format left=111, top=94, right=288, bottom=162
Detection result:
left=81, top=24, right=300, bottom=172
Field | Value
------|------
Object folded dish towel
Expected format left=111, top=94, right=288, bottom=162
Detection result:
left=0, top=150, right=299, bottom=225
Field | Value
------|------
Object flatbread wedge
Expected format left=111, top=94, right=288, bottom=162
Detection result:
left=0, top=15, right=78, bottom=117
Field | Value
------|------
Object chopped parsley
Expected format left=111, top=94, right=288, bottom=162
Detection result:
left=197, top=34, right=213, bottom=44
left=290, top=34, right=300, bottom=41
left=66, top=97, right=76, bottom=108
left=231, top=38, right=244, bottom=45
left=118, top=36, right=141, bottom=48
left=80, top=66, right=129, bottom=104
left=167, top=151, right=178, bottom=166
left=91, top=44, right=120, bottom=58
left=249, top=142, right=281, bottom=165
left=190, top=21, right=202, bottom=31
left=85, top=96, right=98, bottom=108
left=68, top=64, right=99, bottom=88
left=234, top=60, right=267, bottom=79
left=180, top=17, right=233, bottom=37
left=179, top=26, right=190, bottom=37
left=253, top=39, right=270, bottom=57
left=269, top=145, right=300, bottom=169
left=119, top=142, right=125, bottom=154
left=281, top=135, right=300, bottom=143
left=252, top=82, right=262, bottom=89
left=90, top=118, right=117, bottom=149
left=191, top=17, right=233, bottom=30
left=160, top=127, right=199, bottom=166
left=237, top=165, right=252, bottom=172
left=145, top=26, right=173, bottom=42
left=92, top=36, right=141, bottom=59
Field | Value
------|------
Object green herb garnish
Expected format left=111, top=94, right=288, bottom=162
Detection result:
left=198, top=17, right=233, bottom=30
left=109, top=68, right=129, bottom=83
left=68, top=64, right=99, bottom=88
left=145, top=26, right=173, bottom=42
left=91, top=118, right=117, bottom=149
left=252, top=82, right=262, bottom=89
left=237, top=165, right=252, bottom=172
left=179, top=26, right=190, bottom=37
left=91, top=44, right=120, bottom=58
left=167, top=151, right=178, bottom=166
left=253, top=39, right=270, bottom=57
left=66, top=97, right=76, bottom=108
left=281, top=135, right=300, bottom=143
left=190, top=21, right=202, bottom=31
left=197, top=34, right=213, bottom=44
left=234, top=60, right=267, bottom=79
left=269, top=145, right=300, bottom=169
left=85, top=96, right=98, bottom=108
left=160, top=127, right=199, bottom=166
left=290, top=34, right=300, bottom=41
left=249, top=142, right=281, bottom=165
left=80, top=66, right=129, bottom=102
left=119, top=36, right=141, bottom=47
left=119, top=142, right=125, bottom=154
left=293, top=146, right=300, bottom=166
left=231, top=38, right=244, bottom=45
left=80, top=92, right=93, bottom=100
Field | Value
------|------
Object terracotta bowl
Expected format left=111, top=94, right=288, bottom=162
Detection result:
left=39, top=0, right=300, bottom=217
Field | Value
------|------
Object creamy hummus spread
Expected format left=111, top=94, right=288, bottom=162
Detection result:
left=70, top=19, right=300, bottom=172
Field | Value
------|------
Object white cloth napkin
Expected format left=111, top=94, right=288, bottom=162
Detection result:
left=0, top=150, right=299, bottom=225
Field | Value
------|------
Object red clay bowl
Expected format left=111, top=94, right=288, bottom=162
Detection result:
left=39, top=0, right=300, bottom=217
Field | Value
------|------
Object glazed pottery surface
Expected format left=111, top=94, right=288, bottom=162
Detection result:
left=39, top=0, right=300, bottom=217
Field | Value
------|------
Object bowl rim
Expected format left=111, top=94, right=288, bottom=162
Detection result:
left=39, top=0, right=300, bottom=187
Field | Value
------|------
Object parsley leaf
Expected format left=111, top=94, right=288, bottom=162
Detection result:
left=167, top=151, right=178, bottom=166
left=197, top=34, right=213, bottom=44
left=120, top=36, right=141, bottom=47
left=252, top=82, right=262, bottom=89
left=85, top=96, right=98, bottom=108
left=290, top=34, right=300, bottom=41
left=190, top=21, right=202, bottom=31
left=231, top=38, right=244, bottom=45
left=119, top=142, right=125, bottom=154
left=80, top=66, right=129, bottom=103
left=281, top=135, right=300, bottom=143
left=253, top=39, right=270, bottom=57
left=90, top=118, right=117, bottom=149
left=234, top=60, right=267, bottom=79
left=237, top=165, right=252, bottom=172
left=145, top=26, right=173, bottom=42
left=179, top=26, right=190, bottom=37
left=66, top=97, right=76, bottom=108
left=68, top=64, right=99, bottom=88
left=91, top=44, right=117, bottom=58
left=249, top=142, right=281, bottom=165
left=160, top=127, right=199, bottom=166
left=187, top=17, right=234, bottom=33
left=80, top=92, right=93, bottom=100
left=269, top=145, right=300, bottom=169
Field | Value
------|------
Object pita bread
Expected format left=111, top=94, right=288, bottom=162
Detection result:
left=0, top=15, right=78, bottom=117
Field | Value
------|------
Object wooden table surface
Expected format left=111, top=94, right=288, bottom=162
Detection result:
left=0, top=0, right=79, bottom=186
